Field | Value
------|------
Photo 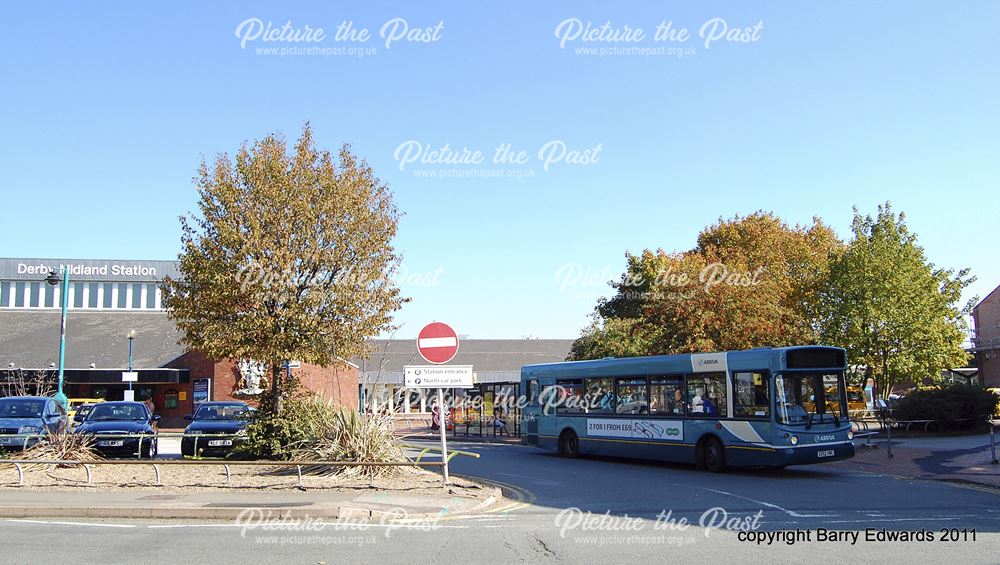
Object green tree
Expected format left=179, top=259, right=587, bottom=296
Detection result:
left=818, top=203, right=974, bottom=396
left=163, top=124, right=406, bottom=413
left=570, top=212, right=842, bottom=359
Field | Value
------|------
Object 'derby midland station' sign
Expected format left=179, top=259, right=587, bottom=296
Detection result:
left=0, top=258, right=181, bottom=281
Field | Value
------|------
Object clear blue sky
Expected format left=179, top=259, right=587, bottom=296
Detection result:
left=1, top=2, right=997, bottom=338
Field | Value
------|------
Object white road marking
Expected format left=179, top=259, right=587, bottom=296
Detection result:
left=702, top=488, right=835, bottom=518
left=5, top=519, right=136, bottom=528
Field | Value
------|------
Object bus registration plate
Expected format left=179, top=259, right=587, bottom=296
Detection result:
left=817, top=449, right=835, bottom=458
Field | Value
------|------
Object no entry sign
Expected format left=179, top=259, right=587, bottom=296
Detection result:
left=417, top=322, right=459, bottom=364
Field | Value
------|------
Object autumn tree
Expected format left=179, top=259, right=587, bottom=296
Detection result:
left=570, top=213, right=843, bottom=359
left=163, top=124, right=406, bottom=413
left=818, top=203, right=974, bottom=396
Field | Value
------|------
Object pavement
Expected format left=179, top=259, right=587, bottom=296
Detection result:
left=832, top=432, right=1000, bottom=489
left=0, top=487, right=500, bottom=520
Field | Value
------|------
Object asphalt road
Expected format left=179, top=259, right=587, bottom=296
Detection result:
left=1, top=441, right=999, bottom=564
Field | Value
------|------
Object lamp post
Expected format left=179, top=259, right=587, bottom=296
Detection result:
left=127, top=330, right=135, bottom=400
left=45, top=268, right=69, bottom=410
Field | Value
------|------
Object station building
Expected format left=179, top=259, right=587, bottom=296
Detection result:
left=354, top=339, right=574, bottom=435
left=972, top=283, right=1000, bottom=388
left=0, top=258, right=358, bottom=427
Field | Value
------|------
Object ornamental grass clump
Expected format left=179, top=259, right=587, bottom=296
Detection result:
left=289, top=397, right=407, bottom=479
left=19, top=429, right=102, bottom=470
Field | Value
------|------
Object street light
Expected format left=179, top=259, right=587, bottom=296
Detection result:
left=127, top=330, right=136, bottom=400
left=45, top=268, right=69, bottom=410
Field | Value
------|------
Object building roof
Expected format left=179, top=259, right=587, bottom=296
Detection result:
left=975, top=282, right=1000, bottom=312
left=0, top=310, right=185, bottom=370
left=354, top=339, right=574, bottom=375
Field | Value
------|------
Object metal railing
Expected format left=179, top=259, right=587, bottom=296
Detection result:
left=0, top=431, right=244, bottom=459
left=401, top=443, right=480, bottom=464
left=849, top=415, right=999, bottom=462
left=0, top=433, right=481, bottom=486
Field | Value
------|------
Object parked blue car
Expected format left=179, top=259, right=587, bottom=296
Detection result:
left=74, top=401, right=159, bottom=458
left=0, top=396, right=68, bottom=451
left=181, top=401, right=251, bottom=457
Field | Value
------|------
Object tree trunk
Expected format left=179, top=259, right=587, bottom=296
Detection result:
left=272, top=363, right=283, bottom=415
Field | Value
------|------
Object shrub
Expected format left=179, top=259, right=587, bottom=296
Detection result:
left=891, top=385, right=997, bottom=430
left=290, top=404, right=406, bottom=479
left=233, top=393, right=337, bottom=460
left=233, top=392, right=407, bottom=478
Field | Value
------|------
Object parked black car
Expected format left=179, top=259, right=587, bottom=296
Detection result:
left=75, top=401, right=159, bottom=458
left=181, top=401, right=251, bottom=457
left=0, top=396, right=68, bottom=451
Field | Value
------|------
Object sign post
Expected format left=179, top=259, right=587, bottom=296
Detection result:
left=437, top=387, right=448, bottom=483
left=412, top=322, right=465, bottom=484
left=122, top=372, right=138, bottom=402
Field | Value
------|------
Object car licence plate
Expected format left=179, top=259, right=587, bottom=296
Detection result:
left=817, top=449, right=835, bottom=458
left=98, top=440, right=124, bottom=447
left=208, top=439, right=233, bottom=447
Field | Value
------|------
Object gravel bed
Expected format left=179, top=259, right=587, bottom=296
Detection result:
left=0, top=461, right=485, bottom=495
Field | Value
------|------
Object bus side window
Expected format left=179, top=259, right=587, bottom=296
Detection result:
left=686, top=373, right=728, bottom=417
left=733, top=371, right=769, bottom=418
left=650, top=376, right=685, bottom=416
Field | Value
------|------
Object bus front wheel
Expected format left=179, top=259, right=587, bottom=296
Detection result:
left=558, top=430, right=580, bottom=458
left=697, top=436, right=726, bottom=473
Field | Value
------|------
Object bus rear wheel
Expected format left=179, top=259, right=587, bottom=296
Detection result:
left=558, top=430, right=580, bottom=458
left=703, top=437, right=725, bottom=473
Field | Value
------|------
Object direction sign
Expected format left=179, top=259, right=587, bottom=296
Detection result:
left=404, top=365, right=473, bottom=388
left=121, top=371, right=138, bottom=382
left=416, top=322, right=460, bottom=364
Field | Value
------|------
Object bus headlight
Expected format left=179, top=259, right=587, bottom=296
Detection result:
left=789, top=435, right=799, bottom=445
left=847, top=431, right=854, bottom=440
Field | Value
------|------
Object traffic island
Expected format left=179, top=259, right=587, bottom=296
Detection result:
left=0, top=465, right=502, bottom=520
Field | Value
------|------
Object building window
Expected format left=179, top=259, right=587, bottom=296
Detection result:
left=73, top=282, right=84, bottom=308
left=131, top=283, right=142, bottom=309
left=1, top=281, right=10, bottom=307
left=44, top=284, right=55, bottom=308
left=146, top=283, right=157, bottom=309
left=117, top=283, right=127, bottom=309
left=102, top=283, right=113, bottom=308
left=687, top=373, right=727, bottom=417
left=615, top=377, right=648, bottom=415
left=88, top=283, right=99, bottom=308
left=14, top=282, right=26, bottom=307
left=29, top=282, right=41, bottom=307
left=734, top=371, right=769, bottom=418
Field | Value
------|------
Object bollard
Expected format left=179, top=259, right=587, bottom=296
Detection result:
left=887, top=422, right=893, bottom=459
left=991, top=422, right=998, bottom=465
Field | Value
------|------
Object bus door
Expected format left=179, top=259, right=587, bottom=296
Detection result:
left=522, top=378, right=540, bottom=444
left=731, top=370, right=772, bottom=443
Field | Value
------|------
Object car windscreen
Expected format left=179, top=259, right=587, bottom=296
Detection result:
left=88, top=404, right=147, bottom=421
left=194, top=405, right=247, bottom=420
left=0, top=399, right=45, bottom=418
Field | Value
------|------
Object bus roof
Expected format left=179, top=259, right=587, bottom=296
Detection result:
left=520, top=346, right=846, bottom=379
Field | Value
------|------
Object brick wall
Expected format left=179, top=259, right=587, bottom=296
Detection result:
left=163, top=351, right=359, bottom=425
left=974, top=288, right=1000, bottom=388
